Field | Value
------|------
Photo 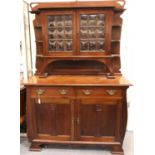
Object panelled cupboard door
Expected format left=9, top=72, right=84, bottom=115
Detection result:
left=77, top=9, right=113, bottom=56
left=31, top=98, right=74, bottom=141
left=75, top=99, right=122, bottom=142
left=42, top=10, right=76, bottom=56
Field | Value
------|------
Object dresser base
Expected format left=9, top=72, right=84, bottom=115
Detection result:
left=29, top=140, right=124, bottom=155
left=30, top=142, right=42, bottom=151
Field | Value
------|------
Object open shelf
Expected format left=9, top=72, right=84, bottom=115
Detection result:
left=112, top=24, right=122, bottom=27
left=36, top=40, right=43, bottom=43
left=34, top=25, right=42, bottom=28
left=111, top=40, right=120, bottom=42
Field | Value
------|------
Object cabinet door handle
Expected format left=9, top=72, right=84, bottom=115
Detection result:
left=106, top=90, right=116, bottom=96
left=59, top=89, right=68, bottom=95
left=83, top=90, right=92, bottom=95
left=76, top=118, right=80, bottom=125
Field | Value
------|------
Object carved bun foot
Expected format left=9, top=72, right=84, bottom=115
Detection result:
left=111, top=146, right=124, bottom=155
left=30, top=142, right=42, bottom=151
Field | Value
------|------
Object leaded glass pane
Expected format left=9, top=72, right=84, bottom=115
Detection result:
left=57, top=41, right=64, bottom=51
left=89, top=40, right=96, bottom=51
left=80, top=13, right=105, bottom=52
left=97, top=40, right=105, bottom=51
left=48, top=15, right=73, bottom=52
left=80, top=27, right=88, bottom=39
left=65, top=40, right=72, bottom=51
left=80, top=40, right=89, bottom=51
left=80, top=15, right=88, bottom=26
left=88, top=15, right=96, bottom=26
left=65, top=27, right=72, bottom=39
left=65, top=15, right=72, bottom=26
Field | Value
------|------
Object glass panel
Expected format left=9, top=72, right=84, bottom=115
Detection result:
left=57, top=41, right=64, bottom=51
left=65, top=15, right=72, bottom=26
left=80, top=40, right=89, bottom=51
left=97, top=14, right=105, bottom=26
left=57, top=28, right=64, bottom=39
left=88, top=27, right=96, bottom=38
left=48, top=28, right=56, bottom=39
left=97, top=27, right=104, bottom=38
left=80, top=13, right=105, bottom=52
left=48, top=15, right=73, bottom=52
left=65, top=27, right=72, bottom=39
left=88, top=15, right=96, bottom=26
left=65, top=40, right=72, bottom=51
left=89, top=40, right=96, bottom=51
left=97, top=40, right=105, bottom=51
left=48, top=16, right=56, bottom=27
left=80, top=15, right=88, bottom=26
left=80, top=27, right=88, bottom=39
left=49, top=40, right=56, bottom=51
left=56, top=16, right=64, bottom=27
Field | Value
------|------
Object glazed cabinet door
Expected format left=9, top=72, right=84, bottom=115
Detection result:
left=30, top=98, right=74, bottom=141
left=77, top=9, right=113, bottom=56
left=75, top=98, right=122, bottom=142
left=42, top=10, right=76, bottom=56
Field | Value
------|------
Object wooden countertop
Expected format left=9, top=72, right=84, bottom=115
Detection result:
left=24, top=75, right=131, bottom=87
left=31, top=1, right=125, bottom=12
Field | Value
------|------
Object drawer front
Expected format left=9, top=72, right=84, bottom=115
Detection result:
left=76, top=87, right=123, bottom=98
left=31, top=86, right=74, bottom=97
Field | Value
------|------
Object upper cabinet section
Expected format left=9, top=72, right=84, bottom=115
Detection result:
left=31, top=1, right=125, bottom=75
left=31, top=1, right=125, bottom=57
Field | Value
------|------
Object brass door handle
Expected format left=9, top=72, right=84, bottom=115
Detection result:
left=106, top=90, right=116, bottom=96
left=83, top=90, right=92, bottom=95
left=59, top=89, right=68, bottom=95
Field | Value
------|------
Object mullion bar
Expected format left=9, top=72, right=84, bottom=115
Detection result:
left=55, top=16, right=58, bottom=51
left=87, top=15, right=90, bottom=51
left=95, top=14, right=98, bottom=51
left=64, top=16, right=66, bottom=51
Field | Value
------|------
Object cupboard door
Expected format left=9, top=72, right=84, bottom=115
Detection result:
left=75, top=99, right=122, bottom=142
left=31, top=98, right=73, bottom=141
left=42, top=10, right=76, bottom=56
left=77, top=10, right=113, bottom=55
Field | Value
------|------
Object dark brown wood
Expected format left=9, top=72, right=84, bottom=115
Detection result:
left=20, top=86, right=26, bottom=125
left=24, top=75, right=131, bottom=87
left=25, top=1, right=130, bottom=154
left=30, top=1, right=125, bottom=12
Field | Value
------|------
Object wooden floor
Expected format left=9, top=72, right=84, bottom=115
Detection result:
left=20, top=131, right=133, bottom=155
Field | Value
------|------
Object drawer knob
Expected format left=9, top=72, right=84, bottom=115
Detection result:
left=36, top=89, right=45, bottom=95
left=106, top=90, right=116, bottom=96
left=59, top=89, right=68, bottom=95
left=83, top=90, right=92, bottom=95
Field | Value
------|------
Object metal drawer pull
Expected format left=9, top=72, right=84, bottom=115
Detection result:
left=36, top=89, right=45, bottom=95
left=83, top=90, right=92, bottom=95
left=36, top=89, right=45, bottom=104
left=59, top=89, right=68, bottom=95
left=106, top=90, right=116, bottom=96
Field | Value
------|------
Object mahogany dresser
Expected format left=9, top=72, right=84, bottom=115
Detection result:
left=24, top=1, right=131, bottom=154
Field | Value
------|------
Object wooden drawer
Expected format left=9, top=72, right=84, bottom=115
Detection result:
left=31, top=86, right=74, bottom=97
left=76, top=87, right=123, bottom=98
